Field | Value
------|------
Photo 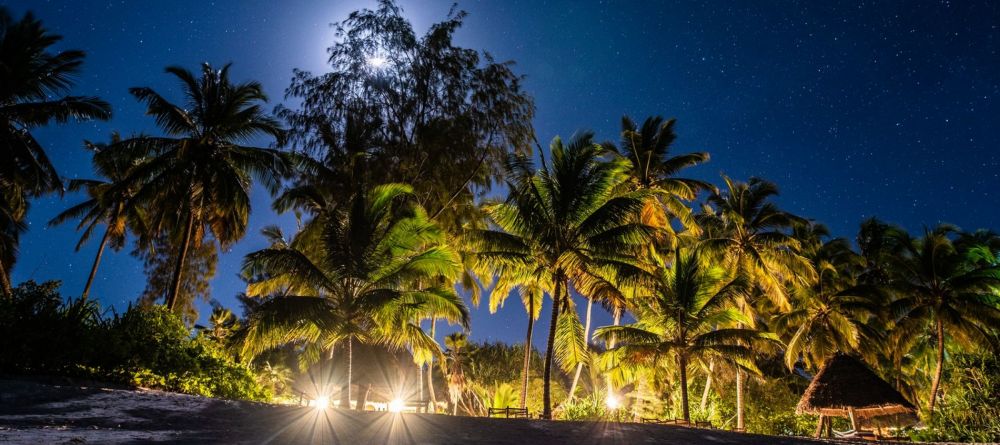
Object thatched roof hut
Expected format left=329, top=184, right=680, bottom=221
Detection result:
left=797, top=354, right=917, bottom=436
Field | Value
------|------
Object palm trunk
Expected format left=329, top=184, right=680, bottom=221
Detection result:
left=81, top=226, right=112, bottom=300
left=340, top=336, right=353, bottom=409
left=606, top=308, right=621, bottom=394
left=427, top=320, right=438, bottom=411
left=700, top=359, right=714, bottom=412
left=736, top=368, right=745, bottom=430
left=928, top=317, right=945, bottom=415
left=567, top=297, right=594, bottom=402
left=679, top=354, right=690, bottom=422
left=735, top=300, right=746, bottom=431
left=357, top=383, right=370, bottom=411
left=542, top=276, right=563, bottom=420
left=166, top=209, right=196, bottom=311
left=520, top=296, right=535, bottom=409
left=0, top=258, right=11, bottom=299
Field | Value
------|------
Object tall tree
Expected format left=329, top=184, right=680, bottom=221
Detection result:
left=0, top=8, right=111, bottom=295
left=604, top=115, right=712, bottom=235
left=483, top=267, right=545, bottom=409
left=777, top=223, right=881, bottom=371
left=445, top=332, right=468, bottom=415
left=239, top=184, right=469, bottom=408
left=466, top=133, right=652, bottom=418
left=588, top=114, right=712, bottom=398
left=48, top=134, right=147, bottom=300
left=595, top=247, right=774, bottom=422
left=699, top=176, right=814, bottom=430
left=279, top=0, right=535, bottom=235
left=105, top=63, right=289, bottom=312
left=134, top=231, right=218, bottom=323
left=887, top=225, right=1000, bottom=414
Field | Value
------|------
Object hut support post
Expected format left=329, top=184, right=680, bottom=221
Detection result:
left=814, top=415, right=825, bottom=438
left=848, top=407, right=858, bottom=432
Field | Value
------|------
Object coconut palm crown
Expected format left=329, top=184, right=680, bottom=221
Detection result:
left=0, top=8, right=111, bottom=295
left=465, top=132, right=655, bottom=419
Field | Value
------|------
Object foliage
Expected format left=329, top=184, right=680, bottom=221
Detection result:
left=47, top=133, right=149, bottom=300
left=238, top=183, right=469, bottom=407
left=101, top=62, right=291, bottom=312
left=279, top=0, right=534, bottom=234
left=135, top=232, right=218, bottom=324
left=466, top=133, right=653, bottom=418
left=0, top=7, right=110, bottom=295
left=0, top=281, right=268, bottom=401
left=911, top=354, right=1000, bottom=442
left=0, top=280, right=101, bottom=373
left=558, top=394, right=607, bottom=421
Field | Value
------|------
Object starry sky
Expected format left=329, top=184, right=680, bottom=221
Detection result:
left=8, top=0, right=1000, bottom=349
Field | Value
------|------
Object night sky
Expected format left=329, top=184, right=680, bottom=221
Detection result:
left=8, top=0, right=1000, bottom=349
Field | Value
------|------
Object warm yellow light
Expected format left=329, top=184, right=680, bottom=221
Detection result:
left=605, top=394, right=621, bottom=410
left=310, top=396, right=330, bottom=410
left=388, top=398, right=405, bottom=413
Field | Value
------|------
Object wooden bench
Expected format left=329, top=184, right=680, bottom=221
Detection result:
left=640, top=418, right=693, bottom=426
left=488, top=407, right=529, bottom=418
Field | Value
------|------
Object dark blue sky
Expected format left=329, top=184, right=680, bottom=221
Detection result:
left=8, top=0, right=1000, bottom=348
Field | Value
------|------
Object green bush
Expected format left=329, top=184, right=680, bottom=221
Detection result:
left=559, top=394, right=607, bottom=421
left=911, top=354, right=1000, bottom=443
left=0, top=281, right=269, bottom=402
left=0, top=281, right=102, bottom=374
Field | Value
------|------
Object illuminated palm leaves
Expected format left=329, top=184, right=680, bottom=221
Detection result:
left=596, top=247, right=776, bottom=421
left=700, top=176, right=815, bottom=312
left=776, top=233, right=882, bottom=371
left=238, top=184, right=469, bottom=373
left=886, top=225, right=1000, bottom=413
left=603, top=116, right=713, bottom=238
left=465, top=132, right=654, bottom=418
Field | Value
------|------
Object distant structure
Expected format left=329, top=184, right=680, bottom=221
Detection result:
left=797, top=353, right=917, bottom=438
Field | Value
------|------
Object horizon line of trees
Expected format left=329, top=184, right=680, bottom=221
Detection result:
left=2, top=2, right=997, bottom=440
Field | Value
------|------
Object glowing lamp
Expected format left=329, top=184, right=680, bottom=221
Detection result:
left=310, top=395, right=330, bottom=410
left=605, top=394, right=621, bottom=410
left=388, top=398, right=405, bottom=413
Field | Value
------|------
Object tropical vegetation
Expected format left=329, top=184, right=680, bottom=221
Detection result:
left=0, top=2, right=997, bottom=443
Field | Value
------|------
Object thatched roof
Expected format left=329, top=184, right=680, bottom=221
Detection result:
left=796, top=353, right=917, bottom=421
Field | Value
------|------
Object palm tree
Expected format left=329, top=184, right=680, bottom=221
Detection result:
left=777, top=224, right=882, bottom=371
left=603, top=115, right=713, bottom=234
left=197, top=306, right=240, bottom=343
left=483, top=267, right=545, bottom=409
left=699, top=176, right=814, bottom=430
left=585, top=115, right=712, bottom=400
left=48, top=135, right=147, bottom=300
left=887, top=225, right=1000, bottom=414
left=466, top=133, right=653, bottom=419
left=445, top=332, right=468, bottom=415
left=595, top=247, right=774, bottom=422
left=105, top=63, right=288, bottom=311
left=239, top=184, right=470, bottom=409
left=0, top=8, right=111, bottom=296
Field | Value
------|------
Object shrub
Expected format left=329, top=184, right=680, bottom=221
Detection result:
left=0, top=281, right=269, bottom=402
left=910, top=354, right=1000, bottom=443
left=559, top=394, right=606, bottom=421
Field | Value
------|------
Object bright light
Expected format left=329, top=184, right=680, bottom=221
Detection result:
left=605, top=394, right=622, bottom=410
left=388, top=398, right=405, bottom=413
left=367, top=55, right=387, bottom=68
left=310, top=396, right=330, bottom=410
